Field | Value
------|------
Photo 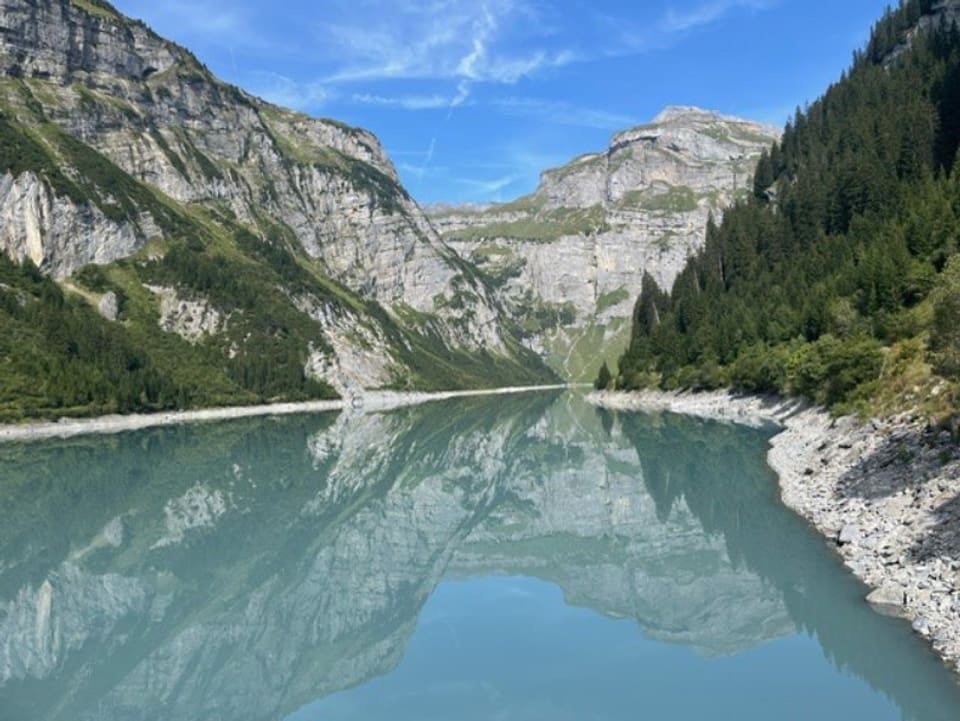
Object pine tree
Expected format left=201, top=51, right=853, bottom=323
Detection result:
left=595, top=360, right=613, bottom=391
left=753, top=149, right=775, bottom=201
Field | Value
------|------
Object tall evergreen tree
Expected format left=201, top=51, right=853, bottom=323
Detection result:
left=595, top=361, right=613, bottom=391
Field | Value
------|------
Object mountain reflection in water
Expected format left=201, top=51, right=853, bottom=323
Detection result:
left=0, top=392, right=958, bottom=721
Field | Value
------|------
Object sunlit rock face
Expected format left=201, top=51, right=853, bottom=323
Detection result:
left=0, top=394, right=802, bottom=721
left=429, top=107, right=780, bottom=381
left=0, top=0, right=535, bottom=393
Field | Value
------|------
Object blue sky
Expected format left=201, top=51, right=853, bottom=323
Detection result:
left=111, top=0, right=892, bottom=204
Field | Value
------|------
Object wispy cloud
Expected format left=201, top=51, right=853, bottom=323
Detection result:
left=245, top=71, right=331, bottom=109
left=423, top=137, right=438, bottom=167
left=319, top=0, right=575, bottom=104
left=394, top=137, right=442, bottom=190
left=456, top=174, right=518, bottom=196
left=493, top=97, right=636, bottom=130
left=398, top=160, right=448, bottom=175
left=120, top=0, right=280, bottom=52
left=592, top=0, right=780, bottom=57
left=352, top=93, right=467, bottom=111
left=436, top=144, right=568, bottom=201
left=390, top=140, right=573, bottom=202
left=411, top=138, right=440, bottom=181
left=660, top=0, right=779, bottom=33
left=122, top=0, right=781, bottom=112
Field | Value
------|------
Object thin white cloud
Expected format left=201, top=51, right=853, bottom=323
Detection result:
left=352, top=92, right=474, bottom=111
left=398, top=160, right=449, bottom=175
left=660, top=0, right=779, bottom=34
left=424, top=137, right=438, bottom=168
left=350, top=79, right=478, bottom=112
left=245, top=71, right=331, bottom=110
left=456, top=174, right=518, bottom=196
left=120, top=0, right=781, bottom=119
left=319, top=0, right=575, bottom=96
left=593, top=0, right=780, bottom=58
left=390, top=149, right=438, bottom=157
left=453, top=80, right=471, bottom=107
left=493, top=97, right=636, bottom=130
left=456, top=4, right=497, bottom=80
left=120, top=0, right=280, bottom=52
left=439, top=143, right=570, bottom=201
left=417, top=137, right=439, bottom=180
left=397, top=137, right=441, bottom=187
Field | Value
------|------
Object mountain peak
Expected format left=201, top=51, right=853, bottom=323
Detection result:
left=652, top=105, right=719, bottom=124
left=648, top=105, right=778, bottom=134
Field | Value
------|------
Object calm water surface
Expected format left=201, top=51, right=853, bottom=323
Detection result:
left=0, top=392, right=958, bottom=720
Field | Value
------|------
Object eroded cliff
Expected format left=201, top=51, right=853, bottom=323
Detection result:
left=0, top=0, right=554, bottom=408
left=430, top=107, right=779, bottom=380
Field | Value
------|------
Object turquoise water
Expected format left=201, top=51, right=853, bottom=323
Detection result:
left=0, top=392, right=958, bottom=720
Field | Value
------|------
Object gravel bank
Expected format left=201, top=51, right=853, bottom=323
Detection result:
left=0, top=384, right=570, bottom=444
left=590, top=389, right=960, bottom=675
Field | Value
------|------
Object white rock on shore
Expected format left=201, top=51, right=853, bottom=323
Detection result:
left=589, top=389, right=960, bottom=676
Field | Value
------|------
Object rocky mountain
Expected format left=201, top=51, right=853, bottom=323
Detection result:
left=429, top=107, right=780, bottom=381
left=0, top=0, right=554, bottom=419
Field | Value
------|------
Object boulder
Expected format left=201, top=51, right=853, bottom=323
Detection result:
left=98, top=291, right=119, bottom=321
left=866, top=584, right=909, bottom=618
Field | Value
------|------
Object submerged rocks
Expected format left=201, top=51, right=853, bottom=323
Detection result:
left=765, top=411, right=960, bottom=673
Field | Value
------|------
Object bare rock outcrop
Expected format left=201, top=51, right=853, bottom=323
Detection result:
left=430, top=107, right=780, bottom=380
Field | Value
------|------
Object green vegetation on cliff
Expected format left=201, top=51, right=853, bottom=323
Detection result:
left=0, top=0, right=558, bottom=421
left=0, top=255, right=218, bottom=421
left=0, top=245, right=343, bottom=422
left=446, top=205, right=609, bottom=242
left=615, top=0, right=960, bottom=415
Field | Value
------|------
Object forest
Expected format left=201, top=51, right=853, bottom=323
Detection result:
left=0, top=240, right=338, bottom=423
left=613, top=0, right=960, bottom=415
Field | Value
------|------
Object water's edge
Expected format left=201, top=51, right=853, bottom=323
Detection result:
left=589, top=389, right=960, bottom=678
left=0, top=384, right=572, bottom=443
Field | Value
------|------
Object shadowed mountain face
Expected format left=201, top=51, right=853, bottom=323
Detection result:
left=1, top=394, right=959, bottom=721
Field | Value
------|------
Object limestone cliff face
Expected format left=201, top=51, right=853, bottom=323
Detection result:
left=0, top=170, right=145, bottom=272
left=430, top=107, right=780, bottom=380
left=0, top=0, right=545, bottom=394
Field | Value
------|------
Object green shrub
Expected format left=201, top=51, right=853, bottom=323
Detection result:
left=931, top=255, right=960, bottom=378
left=730, top=343, right=787, bottom=394
left=787, top=334, right=884, bottom=406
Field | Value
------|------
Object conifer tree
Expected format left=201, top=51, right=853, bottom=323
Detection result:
left=595, top=361, right=613, bottom=391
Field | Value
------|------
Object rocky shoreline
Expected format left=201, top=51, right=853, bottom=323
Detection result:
left=589, top=389, right=960, bottom=676
left=0, top=384, right=570, bottom=444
